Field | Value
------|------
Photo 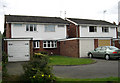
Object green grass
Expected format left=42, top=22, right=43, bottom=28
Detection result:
left=56, top=77, right=119, bottom=83
left=48, top=55, right=96, bottom=66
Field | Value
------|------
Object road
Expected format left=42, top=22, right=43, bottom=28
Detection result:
left=53, top=58, right=119, bottom=79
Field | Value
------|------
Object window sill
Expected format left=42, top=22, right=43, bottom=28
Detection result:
left=34, top=47, right=40, bottom=49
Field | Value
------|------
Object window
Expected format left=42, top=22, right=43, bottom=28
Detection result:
left=45, top=25, right=55, bottom=32
left=102, top=27, right=109, bottom=32
left=26, top=24, right=37, bottom=31
left=33, top=41, right=40, bottom=48
left=89, top=26, right=97, bottom=32
left=58, top=25, right=65, bottom=27
left=43, top=41, right=57, bottom=48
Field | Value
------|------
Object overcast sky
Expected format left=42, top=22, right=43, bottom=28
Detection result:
left=0, top=0, right=119, bottom=33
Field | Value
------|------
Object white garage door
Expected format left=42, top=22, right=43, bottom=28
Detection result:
left=8, top=40, right=30, bottom=62
left=79, top=39, right=94, bottom=57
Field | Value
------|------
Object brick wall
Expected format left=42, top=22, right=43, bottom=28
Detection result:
left=94, top=39, right=98, bottom=49
left=114, top=40, right=120, bottom=49
left=60, top=39, right=79, bottom=58
left=6, top=23, right=11, bottom=38
left=67, top=24, right=77, bottom=38
left=33, top=40, right=60, bottom=55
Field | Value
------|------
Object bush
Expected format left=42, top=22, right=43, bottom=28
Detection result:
left=2, top=52, right=8, bottom=78
left=22, top=53, right=56, bottom=83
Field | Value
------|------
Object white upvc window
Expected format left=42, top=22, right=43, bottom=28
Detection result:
left=102, top=27, right=109, bottom=32
left=26, top=24, right=37, bottom=31
left=45, top=25, right=55, bottom=32
left=43, top=41, right=57, bottom=48
left=89, top=26, right=97, bottom=32
left=33, top=41, right=40, bottom=48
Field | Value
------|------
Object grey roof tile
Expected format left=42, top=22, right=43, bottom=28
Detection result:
left=68, top=18, right=116, bottom=26
left=5, top=15, right=70, bottom=24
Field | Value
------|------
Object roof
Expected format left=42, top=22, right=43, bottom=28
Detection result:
left=5, top=15, right=70, bottom=24
left=67, top=18, right=116, bottom=26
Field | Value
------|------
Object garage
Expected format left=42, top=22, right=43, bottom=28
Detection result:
left=79, top=39, right=94, bottom=57
left=6, top=39, right=31, bottom=62
left=98, top=39, right=111, bottom=46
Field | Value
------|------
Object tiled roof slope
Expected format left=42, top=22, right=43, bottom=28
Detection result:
left=68, top=18, right=116, bottom=26
left=5, top=15, right=70, bottom=24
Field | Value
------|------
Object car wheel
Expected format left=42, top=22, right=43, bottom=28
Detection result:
left=105, top=55, right=110, bottom=60
left=89, top=53, right=93, bottom=58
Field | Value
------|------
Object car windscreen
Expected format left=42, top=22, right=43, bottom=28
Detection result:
left=108, top=46, right=119, bottom=50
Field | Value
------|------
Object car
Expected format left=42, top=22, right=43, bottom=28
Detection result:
left=88, top=46, right=120, bottom=60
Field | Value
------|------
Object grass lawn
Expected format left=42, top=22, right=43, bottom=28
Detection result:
left=48, top=55, right=96, bottom=65
left=57, top=77, right=119, bottom=83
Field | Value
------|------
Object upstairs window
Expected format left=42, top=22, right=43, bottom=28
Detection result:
left=89, top=26, right=97, bottom=32
left=102, top=27, right=109, bottom=32
left=33, top=41, right=40, bottom=48
left=26, top=24, right=37, bottom=31
left=43, top=41, right=57, bottom=48
left=45, top=25, right=55, bottom=32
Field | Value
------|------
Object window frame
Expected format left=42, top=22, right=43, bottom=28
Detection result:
left=89, top=26, right=97, bottom=32
left=33, top=41, right=40, bottom=48
left=102, top=27, right=109, bottom=33
left=43, top=40, right=57, bottom=48
left=26, top=24, right=37, bottom=32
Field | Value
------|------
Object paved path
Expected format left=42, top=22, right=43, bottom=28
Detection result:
left=53, top=59, right=119, bottom=79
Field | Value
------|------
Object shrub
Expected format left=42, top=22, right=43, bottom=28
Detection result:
left=2, top=52, right=8, bottom=78
left=22, top=53, right=56, bottom=83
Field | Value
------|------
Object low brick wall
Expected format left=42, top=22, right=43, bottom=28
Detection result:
left=60, top=39, right=79, bottom=58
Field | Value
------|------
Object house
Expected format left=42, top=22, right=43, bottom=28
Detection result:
left=4, top=15, right=69, bottom=62
left=3, top=15, right=118, bottom=62
left=59, top=18, right=118, bottom=58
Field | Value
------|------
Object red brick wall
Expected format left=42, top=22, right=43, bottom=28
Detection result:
left=6, top=23, right=11, bottom=38
left=60, top=39, right=79, bottom=58
left=114, top=40, right=120, bottom=49
left=94, top=39, right=98, bottom=49
left=67, top=24, right=77, bottom=38
left=4, top=41, right=7, bottom=54
left=33, top=40, right=60, bottom=55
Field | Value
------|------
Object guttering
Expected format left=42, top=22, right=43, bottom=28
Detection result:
left=58, top=37, right=113, bottom=41
left=4, top=38, right=33, bottom=41
left=6, top=22, right=69, bottom=25
left=66, top=18, right=78, bottom=25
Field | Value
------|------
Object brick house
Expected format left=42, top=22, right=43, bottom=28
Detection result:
left=4, top=15, right=69, bottom=62
left=59, top=18, right=117, bottom=58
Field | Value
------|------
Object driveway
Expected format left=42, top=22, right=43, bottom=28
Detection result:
left=6, top=58, right=119, bottom=79
left=53, top=58, right=119, bottom=79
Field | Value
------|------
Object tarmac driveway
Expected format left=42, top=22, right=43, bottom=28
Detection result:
left=52, top=58, right=119, bottom=79
left=6, top=58, right=119, bottom=79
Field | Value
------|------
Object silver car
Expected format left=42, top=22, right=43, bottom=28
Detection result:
left=88, top=46, right=120, bottom=60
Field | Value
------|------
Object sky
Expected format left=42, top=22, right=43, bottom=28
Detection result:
left=0, top=0, right=119, bottom=33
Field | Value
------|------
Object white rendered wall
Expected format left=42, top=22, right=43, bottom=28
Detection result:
left=11, top=24, right=67, bottom=40
left=79, top=26, right=117, bottom=38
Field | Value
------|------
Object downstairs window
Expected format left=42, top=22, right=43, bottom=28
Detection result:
left=43, top=41, right=57, bottom=48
